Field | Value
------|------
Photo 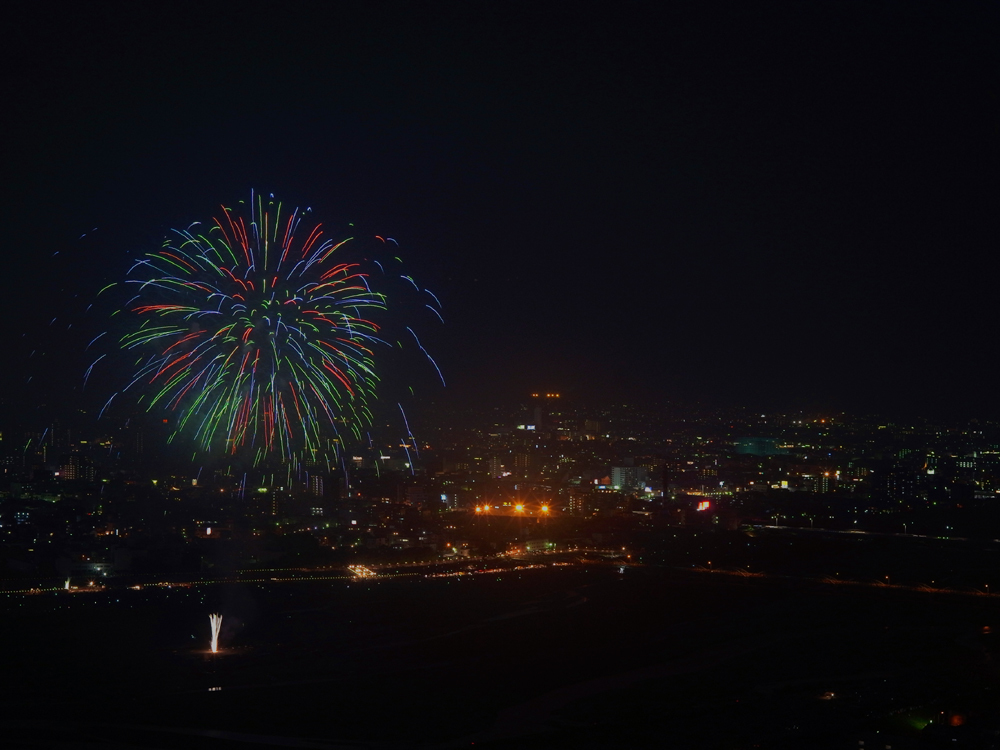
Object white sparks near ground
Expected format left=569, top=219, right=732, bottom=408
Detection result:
left=209, top=613, right=222, bottom=653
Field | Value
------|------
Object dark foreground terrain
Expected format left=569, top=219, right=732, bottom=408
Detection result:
left=3, top=558, right=999, bottom=749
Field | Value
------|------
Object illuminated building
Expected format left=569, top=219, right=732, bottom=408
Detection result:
left=58, top=454, right=96, bottom=482
left=309, top=474, right=325, bottom=497
left=611, top=466, right=647, bottom=492
left=528, top=391, right=561, bottom=430
left=870, top=462, right=922, bottom=506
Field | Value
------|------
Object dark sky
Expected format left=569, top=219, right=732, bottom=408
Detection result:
left=1, top=1, right=997, bottom=425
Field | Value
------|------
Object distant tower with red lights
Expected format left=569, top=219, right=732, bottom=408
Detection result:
left=528, top=391, right=561, bottom=430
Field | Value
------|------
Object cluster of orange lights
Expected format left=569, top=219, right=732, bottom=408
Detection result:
left=474, top=504, right=550, bottom=514
left=530, top=393, right=561, bottom=398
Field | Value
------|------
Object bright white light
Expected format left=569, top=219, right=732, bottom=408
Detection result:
left=209, top=613, right=223, bottom=653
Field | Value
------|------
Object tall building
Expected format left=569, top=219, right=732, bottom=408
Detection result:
left=487, top=455, right=503, bottom=477
left=528, top=392, right=561, bottom=430
left=309, top=473, right=325, bottom=497
left=870, top=463, right=922, bottom=506
left=59, top=454, right=96, bottom=482
left=611, top=466, right=647, bottom=492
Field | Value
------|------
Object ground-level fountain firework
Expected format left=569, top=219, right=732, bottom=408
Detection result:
left=209, top=613, right=222, bottom=653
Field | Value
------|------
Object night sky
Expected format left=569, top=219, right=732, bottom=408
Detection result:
left=2, top=1, right=997, bottom=426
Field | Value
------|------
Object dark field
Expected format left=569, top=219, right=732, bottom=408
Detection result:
left=4, top=561, right=999, bottom=749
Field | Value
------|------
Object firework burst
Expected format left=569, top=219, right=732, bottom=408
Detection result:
left=93, top=193, right=440, bottom=469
